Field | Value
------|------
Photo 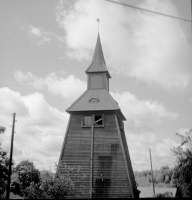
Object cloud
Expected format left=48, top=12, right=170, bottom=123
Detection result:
left=126, top=132, right=178, bottom=171
left=11, top=70, right=180, bottom=171
left=20, top=22, right=65, bottom=46
left=0, top=87, right=179, bottom=171
left=14, top=70, right=86, bottom=102
left=111, top=91, right=178, bottom=130
left=109, top=91, right=179, bottom=171
left=0, top=87, right=68, bottom=171
left=28, top=25, right=52, bottom=46
left=29, top=26, right=43, bottom=37
left=55, top=0, right=191, bottom=89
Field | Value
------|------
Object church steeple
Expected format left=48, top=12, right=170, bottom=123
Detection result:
left=86, top=34, right=111, bottom=91
left=58, top=32, right=139, bottom=199
left=86, top=34, right=111, bottom=78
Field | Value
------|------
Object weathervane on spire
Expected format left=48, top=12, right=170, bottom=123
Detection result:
left=96, top=18, right=100, bottom=32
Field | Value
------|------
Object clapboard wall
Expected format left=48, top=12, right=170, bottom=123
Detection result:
left=57, top=112, right=135, bottom=198
left=92, top=113, right=132, bottom=198
left=58, top=115, right=91, bottom=198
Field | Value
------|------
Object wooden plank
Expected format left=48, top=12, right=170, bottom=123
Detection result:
left=61, top=160, right=90, bottom=164
left=90, top=117, right=94, bottom=198
left=67, top=131, right=91, bottom=135
left=64, top=146, right=91, bottom=149
left=92, top=194, right=132, bottom=198
left=92, top=176, right=129, bottom=181
left=66, top=137, right=91, bottom=141
left=56, top=115, right=71, bottom=177
left=115, top=114, right=134, bottom=198
left=64, top=143, right=91, bottom=147
left=61, top=157, right=91, bottom=160
left=59, top=160, right=90, bottom=164
left=121, top=130, right=137, bottom=189
left=63, top=150, right=91, bottom=154
left=61, top=161, right=90, bottom=165
left=93, top=137, right=119, bottom=141
left=63, top=149, right=91, bottom=153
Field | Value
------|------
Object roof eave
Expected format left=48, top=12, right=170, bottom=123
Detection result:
left=85, top=70, right=111, bottom=78
left=117, top=109, right=127, bottom=121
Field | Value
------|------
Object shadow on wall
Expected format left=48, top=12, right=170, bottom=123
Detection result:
left=95, top=156, right=112, bottom=198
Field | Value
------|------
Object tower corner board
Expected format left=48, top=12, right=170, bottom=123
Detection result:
left=57, top=34, right=140, bottom=198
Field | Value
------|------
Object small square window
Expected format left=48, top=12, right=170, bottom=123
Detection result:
left=82, top=116, right=92, bottom=127
left=94, top=115, right=104, bottom=127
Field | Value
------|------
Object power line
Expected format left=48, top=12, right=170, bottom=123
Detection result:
left=105, top=0, right=192, bottom=23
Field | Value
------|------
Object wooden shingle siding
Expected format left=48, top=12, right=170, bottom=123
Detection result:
left=59, top=115, right=91, bottom=198
left=58, top=113, right=136, bottom=198
left=92, top=114, right=132, bottom=198
left=120, top=129, right=137, bottom=189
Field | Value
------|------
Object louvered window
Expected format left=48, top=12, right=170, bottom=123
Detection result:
left=82, top=116, right=92, bottom=127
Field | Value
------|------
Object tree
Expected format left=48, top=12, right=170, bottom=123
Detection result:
left=172, top=129, right=192, bottom=197
left=23, top=171, right=75, bottom=199
left=0, top=126, right=9, bottom=198
left=153, top=191, right=173, bottom=198
left=0, top=126, right=6, bottom=133
left=0, top=144, right=9, bottom=198
left=155, top=170, right=164, bottom=183
left=11, top=160, right=41, bottom=196
left=22, top=162, right=88, bottom=199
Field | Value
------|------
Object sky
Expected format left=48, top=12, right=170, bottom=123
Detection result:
left=0, top=0, right=191, bottom=172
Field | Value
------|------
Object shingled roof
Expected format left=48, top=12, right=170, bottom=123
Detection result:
left=66, top=89, right=126, bottom=120
left=66, top=89, right=119, bottom=112
left=86, top=34, right=111, bottom=78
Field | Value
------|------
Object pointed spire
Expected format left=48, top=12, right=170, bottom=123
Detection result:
left=92, top=34, right=106, bottom=66
left=86, top=34, right=111, bottom=78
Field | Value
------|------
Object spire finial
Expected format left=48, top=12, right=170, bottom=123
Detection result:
left=96, top=18, right=100, bottom=32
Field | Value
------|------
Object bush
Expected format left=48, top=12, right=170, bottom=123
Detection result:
left=153, top=192, right=173, bottom=198
left=171, top=130, right=192, bottom=197
left=22, top=162, right=88, bottom=199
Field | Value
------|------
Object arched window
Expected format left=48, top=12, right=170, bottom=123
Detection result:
left=90, top=75, right=103, bottom=89
left=89, top=97, right=99, bottom=103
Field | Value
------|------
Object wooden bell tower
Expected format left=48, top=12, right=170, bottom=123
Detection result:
left=57, top=34, right=140, bottom=198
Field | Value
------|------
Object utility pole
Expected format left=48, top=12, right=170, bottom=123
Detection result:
left=6, top=113, right=16, bottom=200
left=149, top=148, right=155, bottom=196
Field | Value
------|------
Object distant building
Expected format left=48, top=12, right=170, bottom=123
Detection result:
left=57, top=34, right=140, bottom=198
